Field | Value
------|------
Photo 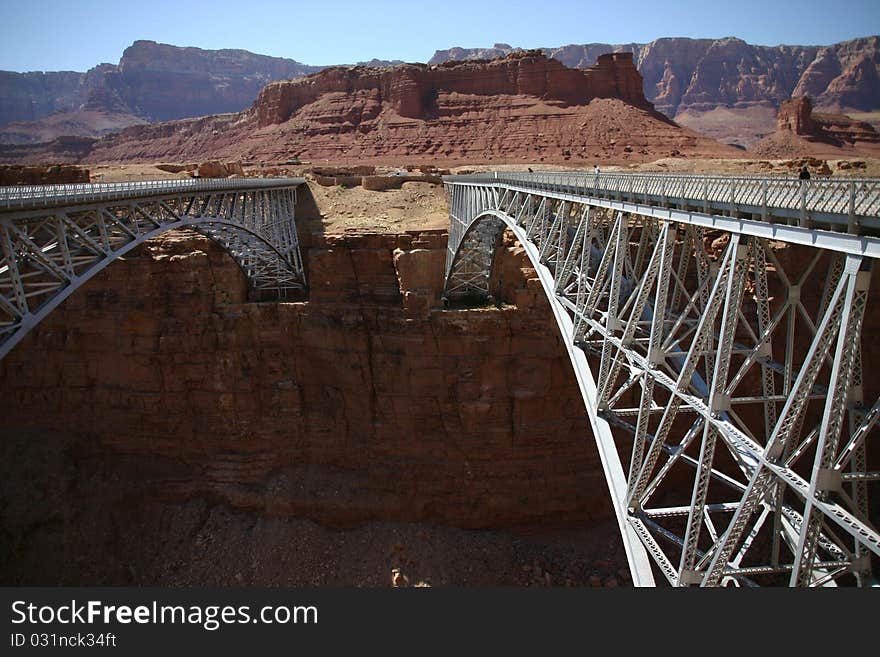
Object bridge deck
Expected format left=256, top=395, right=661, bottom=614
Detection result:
left=448, top=171, right=880, bottom=238
left=0, top=177, right=306, bottom=211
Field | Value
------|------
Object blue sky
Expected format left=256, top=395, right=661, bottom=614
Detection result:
left=0, top=0, right=878, bottom=72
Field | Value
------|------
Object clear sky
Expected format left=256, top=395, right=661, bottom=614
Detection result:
left=1, top=0, right=878, bottom=72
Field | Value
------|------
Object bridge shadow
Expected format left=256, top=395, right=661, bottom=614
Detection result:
left=242, top=180, right=322, bottom=303
left=293, top=181, right=325, bottom=248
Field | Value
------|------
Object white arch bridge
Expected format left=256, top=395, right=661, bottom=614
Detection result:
left=445, top=171, right=880, bottom=587
left=0, top=177, right=306, bottom=360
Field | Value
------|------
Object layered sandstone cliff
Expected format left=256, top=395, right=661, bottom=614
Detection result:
left=106, top=40, right=321, bottom=122
left=0, top=40, right=321, bottom=143
left=430, top=36, right=880, bottom=116
left=73, top=52, right=735, bottom=166
left=255, top=50, right=650, bottom=127
left=0, top=67, right=107, bottom=126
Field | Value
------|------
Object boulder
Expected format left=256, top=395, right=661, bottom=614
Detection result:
left=224, top=161, right=245, bottom=176
left=197, top=161, right=228, bottom=178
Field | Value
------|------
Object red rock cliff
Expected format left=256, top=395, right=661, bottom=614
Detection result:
left=74, top=50, right=736, bottom=166
left=256, top=51, right=651, bottom=127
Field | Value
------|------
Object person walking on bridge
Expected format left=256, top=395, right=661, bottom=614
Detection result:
left=799, top=166, right=811, bottom=181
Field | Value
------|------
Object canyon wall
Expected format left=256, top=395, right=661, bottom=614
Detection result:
left=78, top=52, right=734, bottom=166
left=0, top=40, right=322, bottom=142
left=106, top=40, right=322, bottom=122
left=430, top=36, right=880, bottom=116
left=0, top=227, right=609, bottom=539
left=0, top=68, right=103, bottom=126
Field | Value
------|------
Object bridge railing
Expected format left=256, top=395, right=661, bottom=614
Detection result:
left=0, top=177, right=305, bottom=210
left=448, top=171, right=880, bottom=233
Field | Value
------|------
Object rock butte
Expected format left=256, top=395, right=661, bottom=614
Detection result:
left=754, top=95, right=880, bottom=158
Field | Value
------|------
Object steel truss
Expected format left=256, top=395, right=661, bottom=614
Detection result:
left=0, top=178, right=306, bottom=359
left=444, top=174, right=880, bottom=587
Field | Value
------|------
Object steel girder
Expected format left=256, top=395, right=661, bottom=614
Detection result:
left=444, top=176, right=880, bottom=587
left=0, top=180, right=306, bottom=360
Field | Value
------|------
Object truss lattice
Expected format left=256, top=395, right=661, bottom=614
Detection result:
left=0, top=178, right=306, bottom=359
left=445, top=173, right=880, bottom=587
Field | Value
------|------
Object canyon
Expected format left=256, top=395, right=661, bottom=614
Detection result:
left=0, top=182, right=630, bottom=585
left=2, top=171, right=878, bottom=587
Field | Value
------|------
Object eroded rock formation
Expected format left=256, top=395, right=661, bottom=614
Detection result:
left=0, top=40, right=322, bottom=143
left=67, top=52, right=736, bottom=166
left=255, top=50, right=650, bottom=127
left=430, top=36, right=880, bottom=116
left=753, top=96, right=880, bottom=158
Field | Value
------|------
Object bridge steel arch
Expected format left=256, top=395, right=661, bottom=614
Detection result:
left=444, top=172, right=880, bottom=587
left=0, top=178, right=306, bottom=360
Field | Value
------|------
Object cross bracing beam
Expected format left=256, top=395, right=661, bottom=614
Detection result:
left=444, top=172, right=880, bottom=587
left=0, top=178, right=306, bottom=360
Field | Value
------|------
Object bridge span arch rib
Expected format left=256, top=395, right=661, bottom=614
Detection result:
left=444, top=172, right=880, bottom=587
left=0, top=178, right=306, bottom=360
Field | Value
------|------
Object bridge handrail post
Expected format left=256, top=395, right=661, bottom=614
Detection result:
left=800, top=181, right=808, bottom=227
left=848, top=181, right=857, bottom=234
left=762, top=179, right=768, bottom=221
left=730, top=179, right=736, bottom=217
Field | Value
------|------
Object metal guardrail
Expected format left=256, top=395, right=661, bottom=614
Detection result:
left=0, top=177, right=306, bottom=211
left=447, top=172, right=880, bottom=233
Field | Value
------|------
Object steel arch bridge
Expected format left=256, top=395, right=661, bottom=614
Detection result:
left=0, top=178, right=306, bottom=360
left=444, top=171, right=880, bottom=587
